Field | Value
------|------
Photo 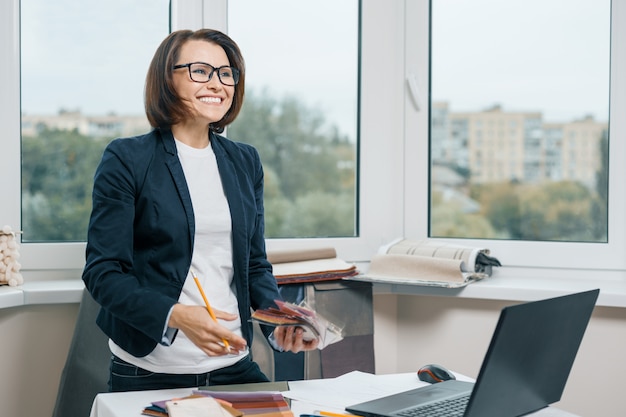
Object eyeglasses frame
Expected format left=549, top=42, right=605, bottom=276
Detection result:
left=173, top=62, right=240, bottom=86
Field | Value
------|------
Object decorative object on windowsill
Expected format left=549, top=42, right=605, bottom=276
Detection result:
left=0, top=225, right=23, bottom=287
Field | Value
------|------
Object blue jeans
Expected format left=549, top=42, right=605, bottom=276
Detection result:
left=109, top=354, right=270, bottom=392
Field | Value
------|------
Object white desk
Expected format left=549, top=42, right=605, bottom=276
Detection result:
left=89, top=371, right=580, bottom=417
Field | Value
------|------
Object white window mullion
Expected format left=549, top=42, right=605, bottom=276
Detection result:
left=201, top=0, right=228, bottom=32
left=0, top=0, right=21, bottom=235
left=404, top=0, right=430, bottom=240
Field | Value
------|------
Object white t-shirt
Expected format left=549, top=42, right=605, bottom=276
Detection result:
left=110, top=138, right=247, bottom=373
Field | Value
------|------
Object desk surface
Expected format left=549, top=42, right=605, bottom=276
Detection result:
left=89, top=372, right=580, bottom=417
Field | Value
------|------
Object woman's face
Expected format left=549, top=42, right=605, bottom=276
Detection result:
left=172, top=39, right=235, bottom=126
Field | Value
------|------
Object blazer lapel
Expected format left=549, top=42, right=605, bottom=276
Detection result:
left=211, top=135, right=247, bottom=246
left=159, top=129, right=196, bottom=250
left=211, top=134, right=249, bottom=306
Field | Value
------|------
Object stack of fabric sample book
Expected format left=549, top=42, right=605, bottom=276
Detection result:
left=142, top=389, right=293, bottom=417
left=267, top=247, right=358, bottom=285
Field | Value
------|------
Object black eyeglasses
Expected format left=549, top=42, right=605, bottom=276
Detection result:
left=173, top=62, right=240, bottom=86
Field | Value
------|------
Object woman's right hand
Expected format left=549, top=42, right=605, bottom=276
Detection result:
left=168, top=304, right=247, bottom=356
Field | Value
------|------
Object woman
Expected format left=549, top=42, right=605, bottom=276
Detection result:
left=82, top=29, right=318, bottom=392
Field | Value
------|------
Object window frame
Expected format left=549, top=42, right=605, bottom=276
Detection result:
left=218, top=0, right=406, bottom=260
left=3, top=0, right=624, bottom=282
left=0, top=0, right=405, bottom=279
left=405, top=0, right=626, bottom=271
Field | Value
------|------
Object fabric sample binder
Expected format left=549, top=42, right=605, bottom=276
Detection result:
left=356, top=238, right=501, bottom=288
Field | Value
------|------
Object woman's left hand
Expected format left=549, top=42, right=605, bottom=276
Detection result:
left=273, top=326, right=320, bottom=353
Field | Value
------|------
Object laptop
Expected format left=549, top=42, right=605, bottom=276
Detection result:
left=346, top=288, right=599, bottom=417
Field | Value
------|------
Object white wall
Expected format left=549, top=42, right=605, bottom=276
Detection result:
left=0, top=294, right=623, bottom=417
left=0, top=303, right=77, bottom=417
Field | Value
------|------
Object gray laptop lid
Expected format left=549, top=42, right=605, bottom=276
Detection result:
left=346, top=289, right=599, bottom=417
left=465, top=288, right=599, bottom=416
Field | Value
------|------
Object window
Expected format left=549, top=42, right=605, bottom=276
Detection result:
left=20, top=0, right=169, bottom=243
left=404, top=0, right=626, bottom=270
left=6, top=0, right=623, bottom=278
left=18, top=0, right=361, bottom=242
left=227, top=0, right=360, bottom=239
left=429, top=0, right=610, bottom=244
left=2, top=0, right=401, bottom=276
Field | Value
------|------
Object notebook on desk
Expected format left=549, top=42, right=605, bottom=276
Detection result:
left=346, top=288, right=599, bottom=417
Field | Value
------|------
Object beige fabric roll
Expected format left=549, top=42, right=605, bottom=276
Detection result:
left=267, top=247, right=337, bottom=264
left=367, top=253, right=466, bottom=283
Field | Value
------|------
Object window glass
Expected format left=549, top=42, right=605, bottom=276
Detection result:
left=430, top=0, right=610, bottom=243
left=227, top=0, right=359, bottom=238
left=20, top=0, right=169, bottom=242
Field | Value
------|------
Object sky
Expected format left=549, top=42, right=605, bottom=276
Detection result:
left=20, top=0, right=169, bottom=117
left=431, top=0, right=611, bottom=123
left=228, top=0, right=359, bottom=138
left=20, top=0, right=610, bottom=140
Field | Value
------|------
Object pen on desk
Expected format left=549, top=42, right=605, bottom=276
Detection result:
left=191, top=269, right=231, bottom=350
left=315, top=411, right=355, bottom=417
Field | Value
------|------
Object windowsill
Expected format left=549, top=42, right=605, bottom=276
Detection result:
left=2, top=266, right=626, bottom=309
left=0, top=279, right=84, bottom=309
left=369, top=265, right=626, bottom=308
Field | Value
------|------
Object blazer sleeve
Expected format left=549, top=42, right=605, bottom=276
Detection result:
left=82, top=135, right=181, bottom=352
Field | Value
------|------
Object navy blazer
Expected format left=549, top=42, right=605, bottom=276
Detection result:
left=82, top=128, right=280, bottom=357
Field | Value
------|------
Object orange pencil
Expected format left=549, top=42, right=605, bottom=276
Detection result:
left=191, top=269, right=230, bottom=350
left=316, top=411, right=355, bottom=417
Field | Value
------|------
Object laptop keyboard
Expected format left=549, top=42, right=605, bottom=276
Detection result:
left=394, top=394, right=470, bottom=417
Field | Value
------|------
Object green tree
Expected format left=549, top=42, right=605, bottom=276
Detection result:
left=592, top=129, right=609, bottom=241
left=431, top=190, right=497, bottom=238
left=277, top=191, right=356, bottom=238
left=518, top=181, right=596, bottom=241
left=229, top=89, right=357, bottom=237
left=20, top=91, right=357, bottom=241
left=474, top=182, right=522, bottom=238
left=471, top=180, right=598, bottom=242
left=21, top=128, right=110, bottom=241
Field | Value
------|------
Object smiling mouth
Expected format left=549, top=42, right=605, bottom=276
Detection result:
left=199, top=97, right=221, bottom=104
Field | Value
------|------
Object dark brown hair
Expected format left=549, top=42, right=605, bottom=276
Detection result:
left=144, top=29, right=246, bottom=133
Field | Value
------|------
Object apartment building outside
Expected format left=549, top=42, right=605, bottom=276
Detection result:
left=21, top=105, right=608, bottom=193
left=21, top=109, right=150, bottom=138
left=432, top=103, right=608, bottom=191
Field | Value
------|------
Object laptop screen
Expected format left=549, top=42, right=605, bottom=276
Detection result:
left=465, top=288, right=599, bottom=416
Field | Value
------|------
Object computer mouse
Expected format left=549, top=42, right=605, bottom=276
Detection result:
left=417, top=364, right=456, bottom=384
